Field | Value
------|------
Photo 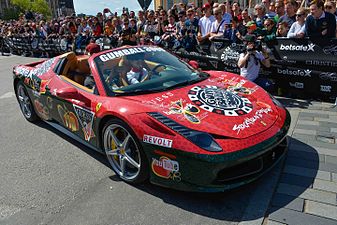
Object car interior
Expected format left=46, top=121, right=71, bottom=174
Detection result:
left=56, top=52, right=94, bottom=93
left=56, top=51, right=165, bottom=93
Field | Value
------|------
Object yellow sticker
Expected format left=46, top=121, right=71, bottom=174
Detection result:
left=96, top=103, right=102, bottom=112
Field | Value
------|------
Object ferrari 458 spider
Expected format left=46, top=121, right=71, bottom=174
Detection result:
left=13, top=46, right=290, bottom=192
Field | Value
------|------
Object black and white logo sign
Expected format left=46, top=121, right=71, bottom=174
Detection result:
left=320, top=85, right=332, bottom=93
left=289, top=82, right=304, bottom=89
left=188, top=85, right=253, bottom=116
left=279, top=44, right=315, bottom=52
left=277, top=68, right=311, bottom=77
left=322, top=45, right=337, bottom=56
left=220, top=46, right=240, bottom=62
left=319, top=72, right=337, bottom=82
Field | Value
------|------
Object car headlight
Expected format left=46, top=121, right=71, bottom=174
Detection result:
left=186, top=131, right=222, bottom=152
left=148, top=112, right=222, bottom=152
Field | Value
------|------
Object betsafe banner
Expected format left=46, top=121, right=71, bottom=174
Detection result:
left=273, top=37, right=337, bottom=64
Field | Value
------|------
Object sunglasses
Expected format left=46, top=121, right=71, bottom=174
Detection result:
left=296, top=13, right=304, bottom=17
left=214, top=12, right=221, bottom=15
left=325, top=5, right=333, bottom=9
left=255, top=8, right=262, bottom=10
left=264, top=23, right=272, bottom=26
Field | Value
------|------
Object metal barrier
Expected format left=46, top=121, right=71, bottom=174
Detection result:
left=0, top=35, right=119, bottom=57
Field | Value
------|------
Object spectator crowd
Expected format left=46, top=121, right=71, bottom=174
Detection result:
left=0, top=0, right=337, bottom=54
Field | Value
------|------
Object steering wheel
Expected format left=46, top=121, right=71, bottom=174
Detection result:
left=151, top=64, right=167, bottom=77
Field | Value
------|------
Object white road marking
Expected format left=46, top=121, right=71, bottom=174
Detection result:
left=0, top=92, right=15, bottom=99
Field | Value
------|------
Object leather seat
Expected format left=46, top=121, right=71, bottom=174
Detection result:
left=77, top=56, right=90, bottom=74
left=60, top=52, right=77, bottom=76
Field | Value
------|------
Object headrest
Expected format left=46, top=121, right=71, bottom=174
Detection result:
left=60, top=51, right=76, bottom=61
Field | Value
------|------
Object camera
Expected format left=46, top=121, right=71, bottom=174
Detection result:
left=246, top=45, right=256, bottom=53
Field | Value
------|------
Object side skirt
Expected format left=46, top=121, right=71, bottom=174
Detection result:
left=45, top=121, right=104, bottom=154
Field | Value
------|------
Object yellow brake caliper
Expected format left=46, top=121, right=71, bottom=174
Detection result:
left=111, top=128, right=120, bottom=161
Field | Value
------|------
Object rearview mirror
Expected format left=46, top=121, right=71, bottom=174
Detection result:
left=188, top=60, right=199, bottom=69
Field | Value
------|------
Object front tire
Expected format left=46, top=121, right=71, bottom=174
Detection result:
left=16, top=81, right=39, bottom=122
left=103, top=118, right=149, bottom=184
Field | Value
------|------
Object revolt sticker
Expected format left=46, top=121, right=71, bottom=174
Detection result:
left=143, top=135, right=173, bottom=148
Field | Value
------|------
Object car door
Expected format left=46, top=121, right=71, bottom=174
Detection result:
left=45, top=56, right=102, bottom=148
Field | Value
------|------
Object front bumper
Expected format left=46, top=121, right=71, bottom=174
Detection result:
left=143, top=109, right=291, bottom=192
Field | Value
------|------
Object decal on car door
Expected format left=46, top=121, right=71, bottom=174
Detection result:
left=73, top=104, right=95, bottom=141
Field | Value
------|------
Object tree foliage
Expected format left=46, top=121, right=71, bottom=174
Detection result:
left=10, top=0, right=51, bottom=17
left=31, top=0, right=51, bottom=17
left=11, top=0, right=31, bottom=10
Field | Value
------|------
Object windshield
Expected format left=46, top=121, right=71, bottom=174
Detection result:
left=94, top=46, right=208, bottom=96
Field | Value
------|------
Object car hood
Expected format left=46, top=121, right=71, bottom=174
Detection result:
left=123, top=72, right=280, bottom=139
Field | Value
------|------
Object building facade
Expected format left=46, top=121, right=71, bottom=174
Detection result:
left=0, top=0, right=10, bottom=18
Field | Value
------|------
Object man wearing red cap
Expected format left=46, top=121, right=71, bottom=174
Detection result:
left=197, top=3, right=215, bottom=44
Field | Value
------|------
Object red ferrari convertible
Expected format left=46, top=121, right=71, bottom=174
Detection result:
left=13, top=46, right=290, bottom=192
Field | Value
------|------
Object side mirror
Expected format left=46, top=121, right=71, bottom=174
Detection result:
left=188, top=60, right=199, bottom=69
left=56, top=86, right=79, bottom=99
left=56, top=86, right=91, bottom=106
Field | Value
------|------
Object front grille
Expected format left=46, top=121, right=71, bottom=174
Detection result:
left=213, top=138, right=287, bottom=184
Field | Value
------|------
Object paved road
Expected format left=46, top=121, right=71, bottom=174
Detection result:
left=0, top=55, right=281, bottom=225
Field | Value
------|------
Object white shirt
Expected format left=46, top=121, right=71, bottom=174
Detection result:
left=126, top=68, right=148, bottom=84
left=198, top=15, right=216, bottom=37
left=210, top=19, right=225, bottom=34
left=239, top=51, right=265, bottom=81
left=287, top=22, right=305, bottom=38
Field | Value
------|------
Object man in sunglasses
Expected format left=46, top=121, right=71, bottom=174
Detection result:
left=324, top=1, right=337, bottom=20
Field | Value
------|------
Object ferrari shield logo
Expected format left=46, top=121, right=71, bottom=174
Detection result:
left=73, top=104, right=95, bottom=141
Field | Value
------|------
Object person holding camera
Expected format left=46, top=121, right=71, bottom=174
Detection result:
left=237, top=34, right=270, bottom=84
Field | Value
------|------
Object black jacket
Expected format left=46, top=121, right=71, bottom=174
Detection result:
left=305, top=11, right=336, bottom=38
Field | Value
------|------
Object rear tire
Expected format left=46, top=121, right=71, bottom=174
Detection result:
left=102, top=118, right=149, bottom=184
left=16, top=81, right=39, bottom=122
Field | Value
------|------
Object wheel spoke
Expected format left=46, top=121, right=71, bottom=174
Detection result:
left=23, top=105, right=30, bottom=113
left=18, top=96, right=24, bottom=102
left=110, top=130, right=121, bottom=147
left=106, top=148, right=119, bottom=156
left=24, top=97, right=30, bottom=104
left=120, top=156, right=126, bottom=176
left=121, top=134, right=131, bottom=149
left=124, top=153, right=140, bottom=169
